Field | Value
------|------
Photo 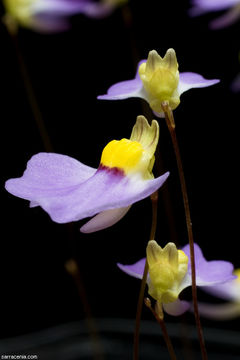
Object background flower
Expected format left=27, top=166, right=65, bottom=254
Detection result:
left=2, top=0, right=127, bottom=32
left=189, top=0, right=240, bottom=29
left=196, top=269, right=240, bottom=320
left=98, top=49, right=219, bottom=117
left=118, top=242, right=235, bottom=316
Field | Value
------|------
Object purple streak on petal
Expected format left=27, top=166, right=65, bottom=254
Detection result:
left=5, top=152, right=169, bottom=225
left=117, top=258, right=146, bottom=280
left=209, top=6, right=240, bottom=29
left=189, top=0, right=239, bottom=16
left=5, top=153, right=96, bottom=200
left=196, top=302, right=240, bottom=320
left=97, top=60, right=146, bottom=100
left=163, top=299, right=190, bottom=316
left=182, top=243, right=236, bottom=287
left=178, top=72, right=220, bottom=95
left=80, top=205, right=131, bottom=233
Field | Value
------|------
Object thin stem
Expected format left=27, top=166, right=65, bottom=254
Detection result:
left=6, top=26, right=53, bottom=152
left=150, top=190, right=158, bottom=239
left=161, top=101, right=208, bottom=360
left=65, top=258, right=104, bottom=360
left=144, top=298, right=177, bottom=360
left=133, top=191, right=158, bottom=360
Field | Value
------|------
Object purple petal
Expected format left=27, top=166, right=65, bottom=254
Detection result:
left=5, top=153, right=169, bottom=224
left=178, top=72, right=220, bottom=95
left=182, top=243, right=236, bottom=286
left=32, top=0, right=92, bottom=16
left=209, top=6, right=240, bottom=29
left=97, top=60, right=146, bottom=101
left=74, top=3, right=115, bottom=18
left=31, top=0, right=105, bottom=32
left=117, top=258, right=146, bottom=280
left=80, top=205, right=131, bottom=233
left=5, top=153, right=96, bottom=200
left=189, top=0, right=239, bottom=16
left=37, top=170, right=169, bottom=223
left=163, top=299, right=190, bottom=316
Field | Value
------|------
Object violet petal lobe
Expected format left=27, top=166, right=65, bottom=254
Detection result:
left=97, top=60, right=146, bottom=101
left=178, top=72, right=220, bottom=95
left=189, top=0, right=239, bottom=16
left=5, top=153, right=96, bottom=200
left=182, top=243, right=236, bottom=286
left=117, top=258, right=146, bottom=280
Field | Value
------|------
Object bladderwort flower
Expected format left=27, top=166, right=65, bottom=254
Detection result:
left=98, top=49, right=220, bottom=118
left=196, top=268, right=240, bottom=320
left=117, top=240, right=236, bottom=316
left=5, top=116, right=169, bottom=233
left=2, top=0, right=127, bottom=33
left=189, top=0, right=240, bottom=29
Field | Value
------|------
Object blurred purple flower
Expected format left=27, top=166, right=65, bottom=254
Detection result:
left=197, top=268, right=240, bottom=320
left=118, top=242, right=236, bottom=316
left=231, top=73, right=240, bottom=92
left=98, top=49, right=220, bottom=117
left=5, top=116, right=169, bottom=233
left=189, top=0, right=240, bottom=29
left=3, top=0, right=127, bottom=33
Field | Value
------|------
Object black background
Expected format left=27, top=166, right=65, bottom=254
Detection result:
left=0, top=0, right=239, bottom=349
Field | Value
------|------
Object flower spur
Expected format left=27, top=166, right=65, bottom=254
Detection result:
left=118, top=240, right=236, bottom=316
left=98, top=49, right=220, bottom=117
left=5, top=116, right=169, bottom=233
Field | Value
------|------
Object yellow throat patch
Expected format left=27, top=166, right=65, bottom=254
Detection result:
left=100, top=116, right=159, bottom=179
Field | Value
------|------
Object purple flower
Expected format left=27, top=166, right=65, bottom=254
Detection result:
left=3, top=0, right=126, bottom=33
left=117, top=241, right=235, bottom=316
left=98, top=49, right=220, bottom=117
left=5, top=116, right=169, bottom=233
left=189, top=0, right=240, bottom=29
